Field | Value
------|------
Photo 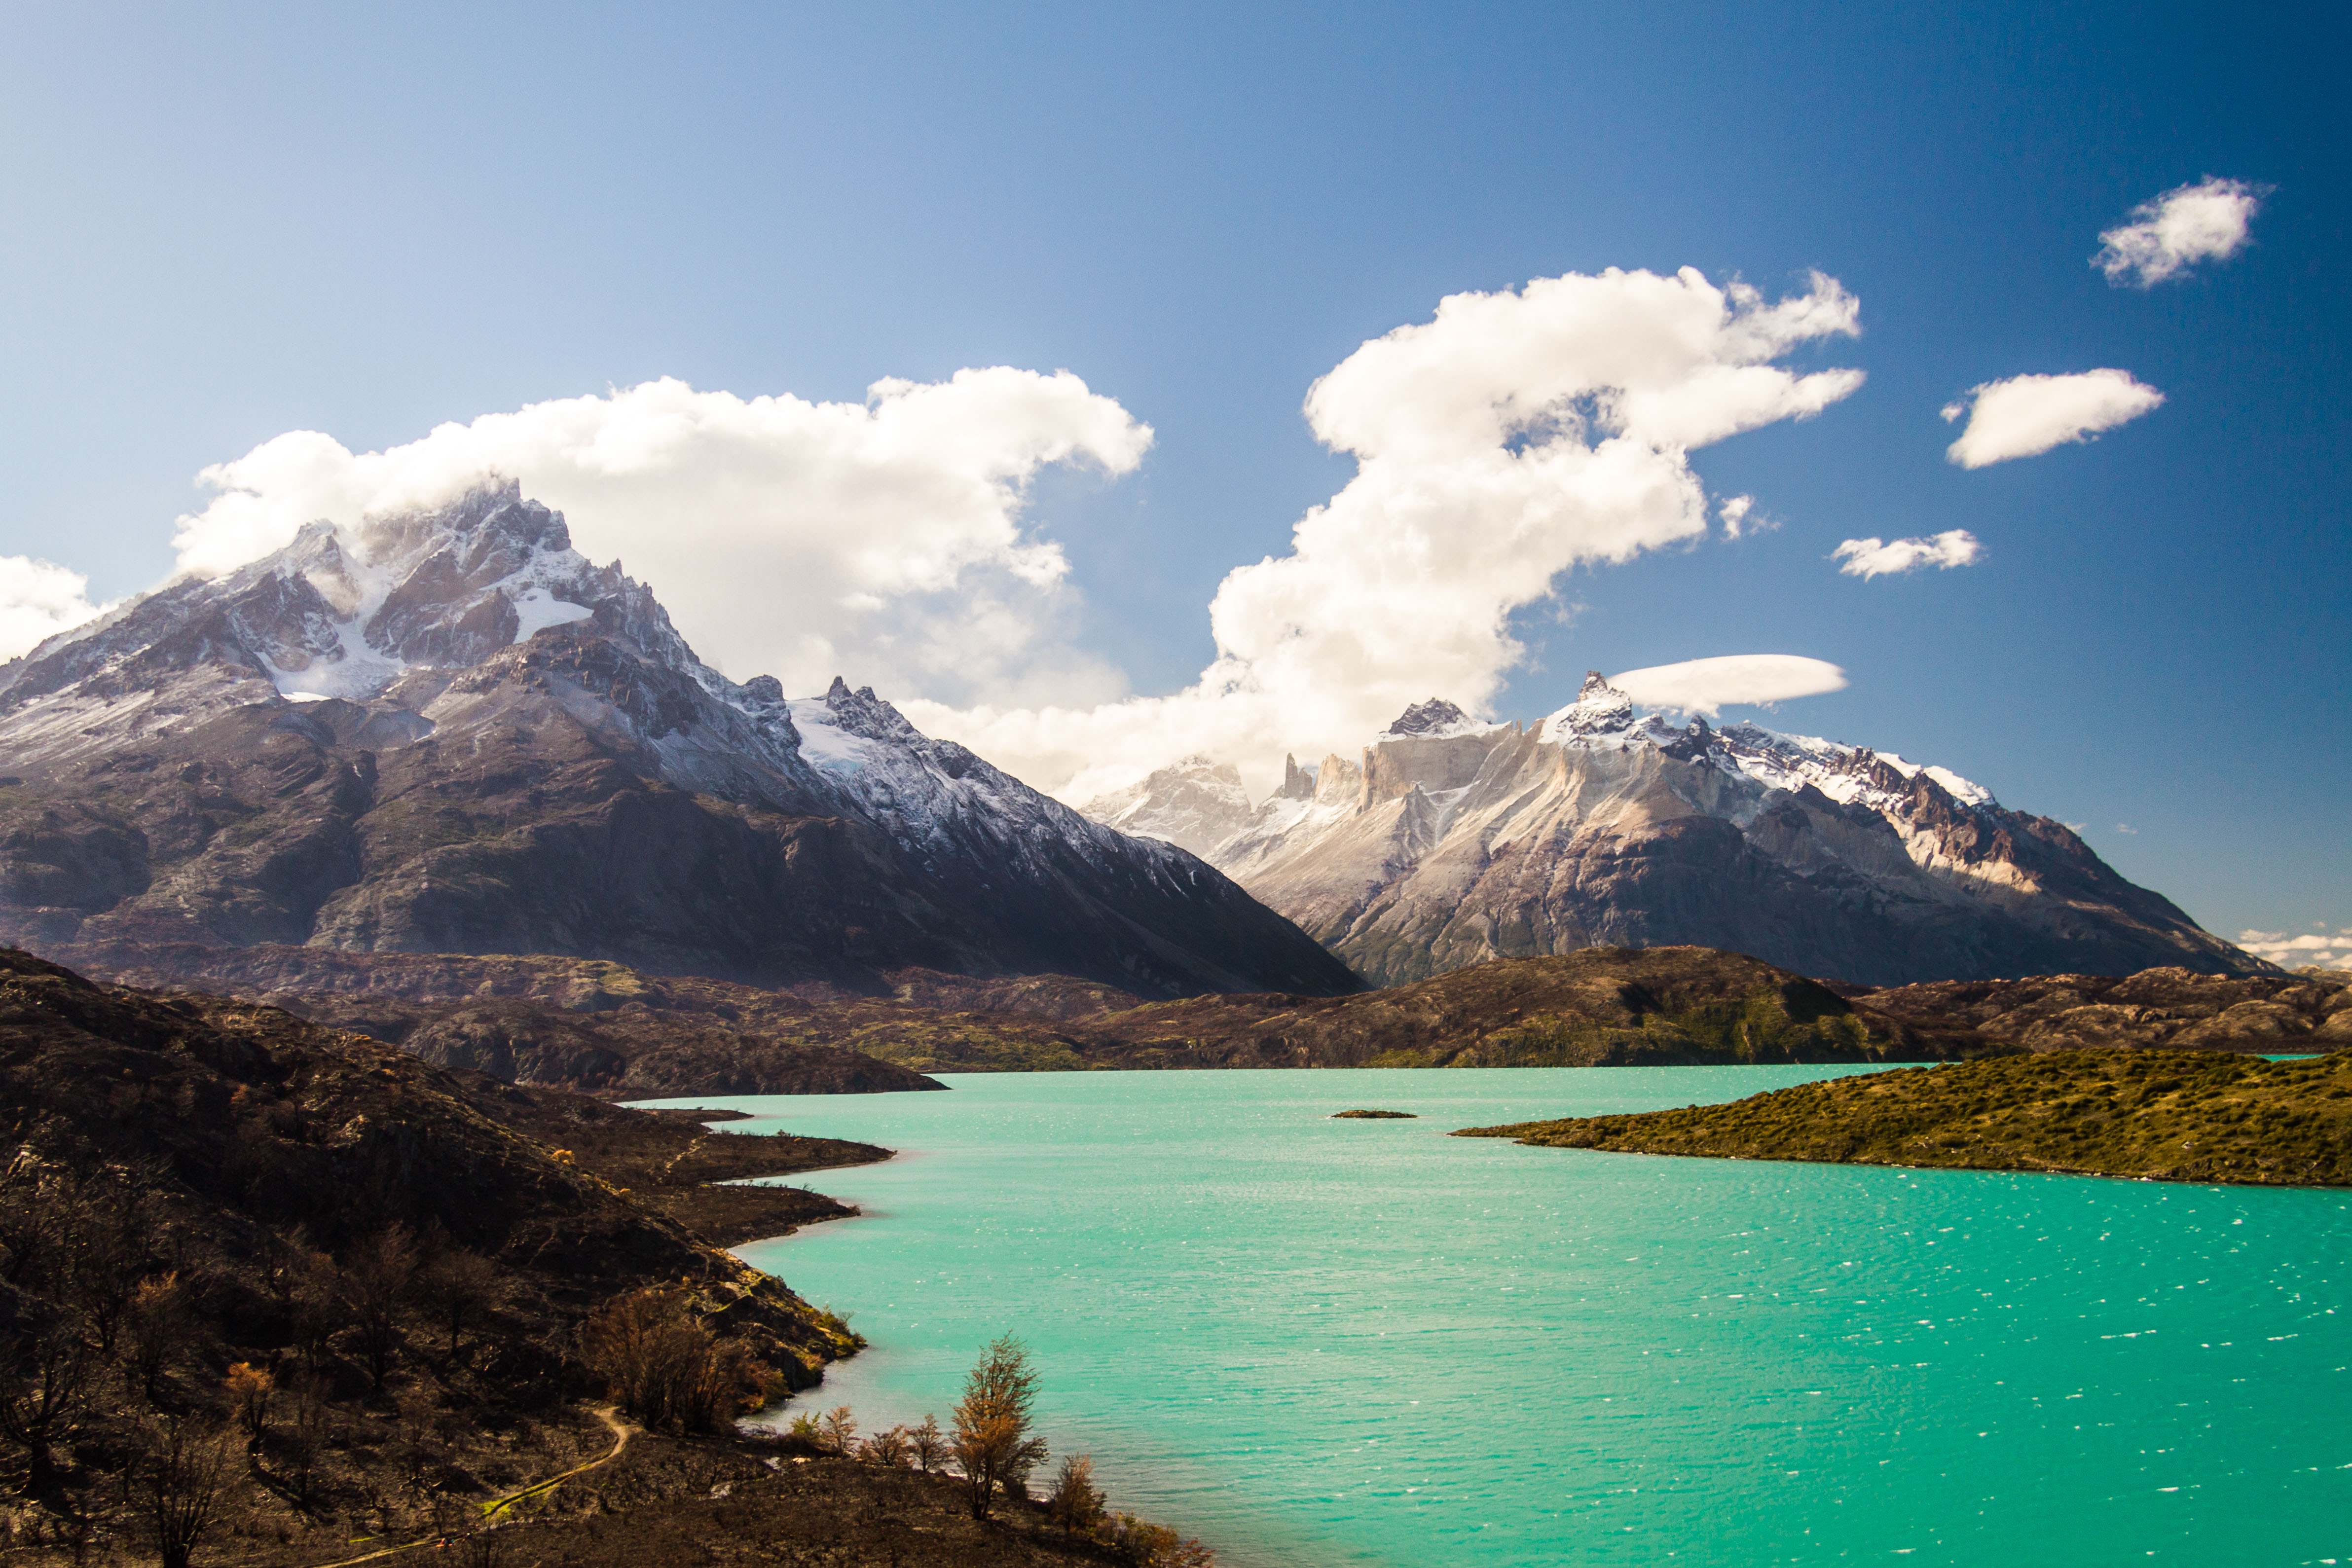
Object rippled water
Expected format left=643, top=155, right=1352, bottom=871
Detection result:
left=649, top=1069, right=2351, bottom=1568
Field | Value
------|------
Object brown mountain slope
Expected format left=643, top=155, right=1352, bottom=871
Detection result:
left=50, top=941, right=2351, bottom=1088
left=1848, top=967, right=2352, bottom=1053
left=1457, top=1046, right=2352, bottom=1186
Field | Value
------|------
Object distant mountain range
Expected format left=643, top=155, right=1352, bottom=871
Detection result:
left=1083, top=673, right=2265, bottom=988
left=0, top=482, right=1357, bottom=999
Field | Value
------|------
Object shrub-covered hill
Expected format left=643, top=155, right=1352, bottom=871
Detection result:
left=1050, top=947, right=1996, bottom=1071
left=0, top=945, right=870, bottom=1533
left=61, top=943, right=2350, bottom=1087
left=1847, top=966, right=2351, bottom=1053
left=54, top=942, right=1064, bottom=1091
left=0, top=947, right=863, bottom=1360
left=51, top=944, right=1986, bottom=1078
left=1457, top=1046, right=2352, bottom=1186
left=0, top=947, right=1213, bottom=1566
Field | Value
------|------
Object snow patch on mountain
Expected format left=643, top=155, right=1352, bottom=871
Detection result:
left=787, top=698, right=878, bottom=774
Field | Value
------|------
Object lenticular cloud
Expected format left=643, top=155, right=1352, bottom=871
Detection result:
left=1941, top=370, right=2164, bottom=469
left=1611, top=655, right=1849, bottom=717
left=917, top=266, right=1868, bottom=799
left=174, top=372, right=1154, bottom=706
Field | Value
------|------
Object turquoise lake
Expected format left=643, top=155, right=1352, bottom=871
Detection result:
left=644, top=1069, right=2351, bottom=1567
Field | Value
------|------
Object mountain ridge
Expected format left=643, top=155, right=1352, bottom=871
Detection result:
left=0, top=482, right=1360, bottom=999
left=1083, top=672, right=2263, bottom=988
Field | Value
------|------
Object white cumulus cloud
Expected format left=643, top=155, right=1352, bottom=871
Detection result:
left=0, top=557, right=105, bottom=661
left=2236, top=927, right=2352, bottom=970
left=1610, top=654, right=1848, bottom=717
left=176, top=371, right=1153, bottom=705
left=139, top=267, right=1866, bottom=805
left=2095, top=177, right=2268, bottom=287
left=918, top=266, right=1867, bottom=800
left=1832, top=529, right=1983, bottom=579
left=1941, top=370, right=2164, bottom=469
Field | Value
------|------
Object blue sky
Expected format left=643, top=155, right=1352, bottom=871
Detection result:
left=0, top=1, right=2341, bottom=948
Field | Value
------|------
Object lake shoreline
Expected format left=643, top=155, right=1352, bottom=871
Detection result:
left=691, top=1067, right=2352, bottom=1568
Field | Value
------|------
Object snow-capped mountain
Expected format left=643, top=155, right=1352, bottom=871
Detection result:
left=1085, top=673, right=2263, bottom=988
left=1079, top=756, right=1255, bottom=858
left=0, top=482, right=1359, bottom=998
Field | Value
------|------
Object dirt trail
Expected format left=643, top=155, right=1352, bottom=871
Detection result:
left=305, top=1406, right=635, bottom=1567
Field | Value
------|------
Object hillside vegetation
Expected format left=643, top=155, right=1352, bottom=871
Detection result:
left=55, top=943, right=2351, bottom=1091
left=1458, top=1046, right=2352, bottom=1186
left=0, top=948, right=1212, bottom=1565
left=1044, top=947, right=1992, bottom=1070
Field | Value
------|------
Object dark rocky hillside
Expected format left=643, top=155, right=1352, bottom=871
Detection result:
left=56, top=942, right=1981, bottom=1076
left=0, top=948, right=1200, bottom=1565
left=53, top=943, right=1071, bottom=1093
left=303, top=992, right=949, bottom=1097
left=0, top=947, right=857, bottom=1380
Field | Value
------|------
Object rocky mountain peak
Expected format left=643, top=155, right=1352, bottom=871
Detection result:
left=0, top=483, right=1361, bottom=1000
left=1076, top=754, right=1255, bottom=858
left=1386, top=698, right=1472, bottom=736
left=820, top=676, right=922, bottom=743
left=1542, top=671, right=1637, bottom=742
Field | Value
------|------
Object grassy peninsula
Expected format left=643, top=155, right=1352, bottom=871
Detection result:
left=1457, top=1046, right=2352, bottom=1186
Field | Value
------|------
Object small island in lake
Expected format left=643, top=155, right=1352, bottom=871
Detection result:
left=1332, top=1108, right=1418, bottom=1118
left=1455, top=1046, right=2352, bottom=1187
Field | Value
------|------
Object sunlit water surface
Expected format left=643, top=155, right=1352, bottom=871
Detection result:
left=642, top=1069, right=2351, bottom=1568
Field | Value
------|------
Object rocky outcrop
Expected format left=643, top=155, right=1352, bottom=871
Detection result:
left=0, top=483, right=1360, bottom=1000
left=1089, top=672, right=2264, bottom=988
